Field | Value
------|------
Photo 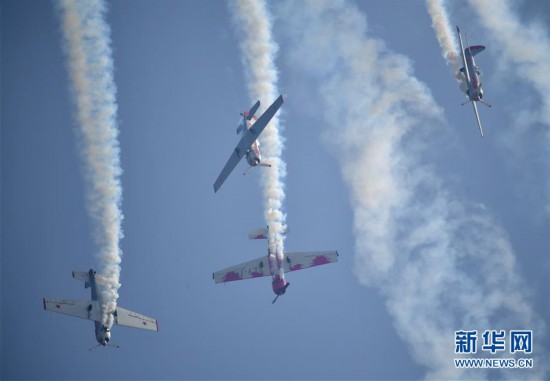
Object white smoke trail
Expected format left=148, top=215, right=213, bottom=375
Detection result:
left=277, top=0, right=546, bottom=379
left=467, top=0, right=550, bottom=212
left=57, top=0, right=123, bottom=328
left=425, top=0, right=466, bottom=89
left=230, top=0, right=287, bottom=273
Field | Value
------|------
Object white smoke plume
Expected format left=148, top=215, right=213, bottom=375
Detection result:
left=467, top=0, right=550, bottom=126
left=56, top=0, right=123, bottom=328
left=230, top=0, right=287, bottom=274
left=277, top=0, right=546, bottom=379
left=467, top=0, right=550, bottom=210
left=425, top=0, right=466, bottom=89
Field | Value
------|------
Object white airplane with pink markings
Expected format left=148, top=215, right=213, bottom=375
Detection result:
left=213, top=227, right=339, bottom=303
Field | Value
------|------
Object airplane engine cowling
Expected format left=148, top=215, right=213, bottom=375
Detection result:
left=246, top=150, right=260, bottom=166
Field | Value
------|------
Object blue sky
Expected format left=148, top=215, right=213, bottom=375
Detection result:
left=2, top=1, right=549, bottom=379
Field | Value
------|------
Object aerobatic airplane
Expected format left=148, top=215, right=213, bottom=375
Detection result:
left=43, top=269, right=158, bottom=349
left=213, top=95, right=284, bottom=193
left=213, top=226, right=338, bottom=303
left=457, top=25, right=491, bottom=137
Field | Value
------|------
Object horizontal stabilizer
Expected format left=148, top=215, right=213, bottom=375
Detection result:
left=43, top=298, right=102, bottom=322
left=246, top=100, right=260, bottom=120
left=465, top=45, right=485, bottom=57
left=283, top=251, right=339, bottom=273
left=248, top=226, right=289, bottom=240
left=113, top=307, right=158, bottom=332
left=72, top=270, right=92, bottom=288
left=72, top=269, right=108, bottom=288
left=213, top=256, right=271, bottom=283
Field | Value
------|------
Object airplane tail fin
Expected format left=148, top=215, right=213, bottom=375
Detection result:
left=72, top=270, right=93, bottom=288
left=248, top=226, right=289, bottom=240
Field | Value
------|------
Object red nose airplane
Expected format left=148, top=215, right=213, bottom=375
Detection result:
left=213, top=226, right=338, bottom=304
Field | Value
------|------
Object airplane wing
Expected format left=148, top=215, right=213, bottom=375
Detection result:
left=283, top=251, right=339, bottom=273
left=113, top=307, right=158, bottom=332
left=213, top=255, right=272, bottom=283
left=43, top=298, right=102, bottom=322
left=213, top=94, right=284, bottom=193
left=213, top=148, right=244, bottom=193
left=472, top=101, right=484, bottom=137
left=456, top=26, right=471, bottom=84
left=248, top=94, right=284, bottom=140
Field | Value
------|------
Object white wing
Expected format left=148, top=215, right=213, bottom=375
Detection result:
left=213, top=255, right=271, bottom=283
left=456, top=26, right=471, bottom=84
left=283, top=251, right=339, bottom=273
left=113, top=307, right=158, bottom=332
left=472, top=101, right=484, bottom=137
left=43, top=298, right=102, bottom=322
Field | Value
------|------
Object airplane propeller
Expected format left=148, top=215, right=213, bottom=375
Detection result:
left=89, top=343, right=102, bottom=351
left=479, top=99, right=492, bottom=108
left=89, top=342, right=120, bottom=351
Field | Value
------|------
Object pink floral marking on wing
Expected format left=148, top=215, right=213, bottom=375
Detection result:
left=223, top=271, right=242, bottom=282
left=290, top=264, right=303, bottom=271
left=251, top=271, right=263, bottom=278
left=312, top=255, right=330, bottom=266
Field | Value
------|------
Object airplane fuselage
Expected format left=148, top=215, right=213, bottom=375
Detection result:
left=266, top=245, right=289, bottom=297
left=463, top=52, right=483, bottom=101
left=242, top=116, right=263, bottom=167
left=87, top=269, right=111, bottom=346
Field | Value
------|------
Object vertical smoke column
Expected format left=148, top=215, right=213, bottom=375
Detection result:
left=278, top=0, right=545, bottom=379
left=468, top=0, right=550, bottom=213
left=231, top=0, right=287, bottom=274
left=57, top=0, right=123, bottom=328
left=425, top=0, right=466, bottom=88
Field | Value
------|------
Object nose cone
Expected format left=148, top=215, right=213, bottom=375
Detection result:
left=272, top=277, right=289, bottom=295
left=100, top=331, right=111, bottom=345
